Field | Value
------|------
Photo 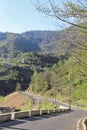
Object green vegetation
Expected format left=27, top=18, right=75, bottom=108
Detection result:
left=0, top=96, right=4, bottom=104
left=0, top=29, right=78, bottom=59
left=21, top=98, right=33, bottom=111
left=0, top=29, right=87, bottom=109
left=29, top=55, right=87, bottom=109
left=0, top=51, right=59, bottom=96
left=28, top=0, right=87, bottom=109
left=39, top=100, right=59, bottom=110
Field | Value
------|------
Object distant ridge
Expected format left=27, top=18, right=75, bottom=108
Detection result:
left=0, top=27, right=77, bottom=58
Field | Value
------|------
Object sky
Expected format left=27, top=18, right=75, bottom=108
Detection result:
left=0, top=0, right=64, bottom=33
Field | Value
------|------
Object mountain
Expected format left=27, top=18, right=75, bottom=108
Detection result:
left=0, top=27, right=78, bottom=96
left=0, top=28, right=77, bottom=58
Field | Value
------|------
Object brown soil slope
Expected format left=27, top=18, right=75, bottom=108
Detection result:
left=1, top=91, right=32, bottom=110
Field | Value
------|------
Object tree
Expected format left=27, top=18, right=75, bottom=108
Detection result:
left=34, top=0, right=87, bottom=29
left=33, top=0, right=87, bottom=107
left=34, top=0, right=87, bottom=74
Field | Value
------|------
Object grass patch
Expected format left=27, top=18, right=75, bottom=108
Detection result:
left=0, top=96, right=4, bottom=104
left=21, top=97, right=33, bottom=111
left=38, top=100, right=59, bottom=110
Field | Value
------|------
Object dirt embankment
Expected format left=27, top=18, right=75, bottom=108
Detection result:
left=0, top=91, right=32, bottom=110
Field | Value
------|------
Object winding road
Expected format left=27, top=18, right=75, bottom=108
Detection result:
left=0, top=92, right=87, bottom=130
left=0, top=110, right=87, bottom=130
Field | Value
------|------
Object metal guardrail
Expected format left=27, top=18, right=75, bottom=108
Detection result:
left=0, top=108, right=69, bottom=123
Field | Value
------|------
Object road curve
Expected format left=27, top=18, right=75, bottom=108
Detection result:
left=0, top=110, right=87, bottom=130
left=21, top=91, right=69, bottom=108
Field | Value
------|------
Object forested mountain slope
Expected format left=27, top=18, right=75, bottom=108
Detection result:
left=0, top=27, right=77, bottom=58
left=0, top=26, right=80, bottom=96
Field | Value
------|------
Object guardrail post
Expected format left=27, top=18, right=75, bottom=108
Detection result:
left=0, top=108, right=69, bottom=123
left=11, top=112, right=15, bottom=120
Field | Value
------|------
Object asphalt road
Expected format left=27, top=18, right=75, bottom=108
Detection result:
left=22, top=91, right=70, bottom=109
left=0, top=91, right=87, bottom=130
left=0, top=109, right=87, bottom=130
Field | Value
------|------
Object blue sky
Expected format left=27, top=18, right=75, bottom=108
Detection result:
left=0, top=0, right=64, bottom=33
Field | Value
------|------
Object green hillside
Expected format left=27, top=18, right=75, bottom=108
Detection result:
left=0, top=26, right=86, bottom=109
left=0, top=28, right=78, bottom=58
left=29, top=54, right=87, bottom=109
left=0, top=52, right=59, bottom=95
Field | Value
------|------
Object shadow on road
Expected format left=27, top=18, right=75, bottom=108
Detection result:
left=0, top=120, right=30, bottom=130
left=24, top=110, right=73, bottom=122
left=0, top=110, right=73, bottom=130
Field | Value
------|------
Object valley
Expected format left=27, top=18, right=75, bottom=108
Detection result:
left=0, top=27, right=87, bottom=109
